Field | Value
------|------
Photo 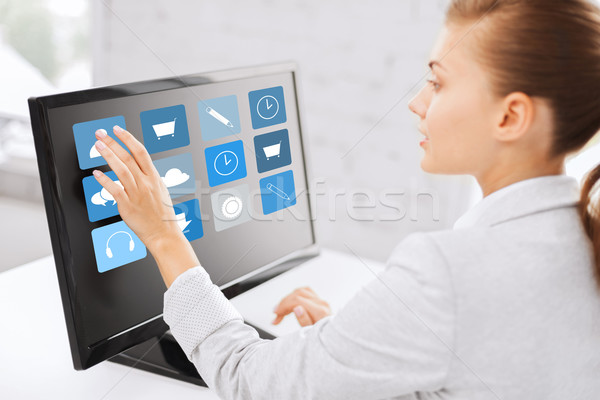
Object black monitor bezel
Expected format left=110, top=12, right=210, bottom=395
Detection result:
left=28, top=61, right=319, bottom=370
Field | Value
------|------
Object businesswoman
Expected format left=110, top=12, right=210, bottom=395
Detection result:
left=91, top=0, right=600, bottom=398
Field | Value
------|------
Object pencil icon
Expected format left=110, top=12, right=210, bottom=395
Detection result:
left=266, top=183, right=290, bottom=200
left=206, top=107, right=234, bottom=128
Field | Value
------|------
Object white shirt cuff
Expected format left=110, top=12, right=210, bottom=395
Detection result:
left=163, top=265, right=244, bottom=359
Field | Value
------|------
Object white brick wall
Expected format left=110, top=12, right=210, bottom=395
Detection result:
left=92, top=0, right=479, bottom=262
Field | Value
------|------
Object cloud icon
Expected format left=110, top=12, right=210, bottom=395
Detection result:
left=91, top=181, right=123, bottom=206
left=89, top=143, right=101, bottom=159
left=162, top=168, right=190, bottom=188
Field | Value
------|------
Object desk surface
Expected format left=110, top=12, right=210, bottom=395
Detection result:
left=0, top=249, right=384, bottom=399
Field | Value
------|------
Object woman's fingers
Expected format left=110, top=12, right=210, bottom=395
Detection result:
left=95, top=128, right=142, bottom=180
left=293, top=306, right=314, bottom=327
left=273, top=301, right=316, bottom=325
left=112, top=125, right=157, bottom=177
left=294, top=296, right=329, bottom=323
left=93, top=139, right=137, bottom=192
left=92, top=169, right=128, bottom=203
left=272, top=295, right=330, bottom=326
left=273, top=287, right=326, bottom=316
left=272, top=290, right=304, bottom=318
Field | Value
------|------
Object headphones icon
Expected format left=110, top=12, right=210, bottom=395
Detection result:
left=105, top=230, right=135, bottom=259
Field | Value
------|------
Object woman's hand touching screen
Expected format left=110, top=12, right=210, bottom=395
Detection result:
left=92, top=125, right=200, bottom=288
left=92, top=126, right=179, bottom=247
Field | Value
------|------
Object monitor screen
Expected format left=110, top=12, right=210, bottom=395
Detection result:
left=29, top=62, right=317, bottom=369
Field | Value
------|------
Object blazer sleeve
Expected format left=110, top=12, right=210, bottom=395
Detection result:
left=163, top=232, right=456, bottom=400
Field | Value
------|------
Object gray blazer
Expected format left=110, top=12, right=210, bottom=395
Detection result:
left=163, top=174, right=600, bottom=399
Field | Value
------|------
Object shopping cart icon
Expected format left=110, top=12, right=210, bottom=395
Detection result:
left=263, top=141, right=281, bottom=160
left=152, top=117, right=177, bottom=140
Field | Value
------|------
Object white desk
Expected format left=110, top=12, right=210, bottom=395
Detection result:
left=0, top=249, right=384, bottom=399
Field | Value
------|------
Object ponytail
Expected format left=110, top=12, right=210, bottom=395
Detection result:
left=580, top=164, right=600, bottom=288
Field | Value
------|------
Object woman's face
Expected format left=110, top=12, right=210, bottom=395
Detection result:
left=408, top=22, right=501, bottom=175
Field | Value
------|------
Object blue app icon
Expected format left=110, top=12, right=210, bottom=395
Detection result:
left=91, top=220, right=147, bottom=273
left=73, top=116, right=129, bottom=170
left=173, top=199, right=204, bottom=242
left=248, top=86, right=287, bottom=130
left=197, top=95, right=241, bottom=141
left=152, top=153, right=196, bottom=199
left=204, top=140, right=247, bottom=187
left=254, top=129, right=292, bottom=173
left=82, top=171, right=121, bottom=222
left=140, top=104, right=190, bottom=154
left=259, top=170, right=296, bottom=215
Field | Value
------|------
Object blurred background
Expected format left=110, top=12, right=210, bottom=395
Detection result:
left=1, top=0, right=598, bottom=273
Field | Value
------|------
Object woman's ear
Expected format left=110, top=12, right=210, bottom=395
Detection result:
left=494, top=91, right=535, bottom=143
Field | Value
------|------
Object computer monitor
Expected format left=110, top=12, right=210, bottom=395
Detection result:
left=28, top=62, right=318, bottom=377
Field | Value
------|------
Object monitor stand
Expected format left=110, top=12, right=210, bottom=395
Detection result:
left=108, top=321, right=277, bottom=387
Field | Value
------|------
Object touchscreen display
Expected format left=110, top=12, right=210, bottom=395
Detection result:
left=44, top=71, right=314, bottom=347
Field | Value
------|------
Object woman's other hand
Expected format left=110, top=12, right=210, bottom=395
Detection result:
left=272, top=287, right=332, bottom=327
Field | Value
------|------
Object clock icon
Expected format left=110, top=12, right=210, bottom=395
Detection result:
left=213, top=150, right=239, bottom=176
left=257, top=95, right=280, bottom=120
